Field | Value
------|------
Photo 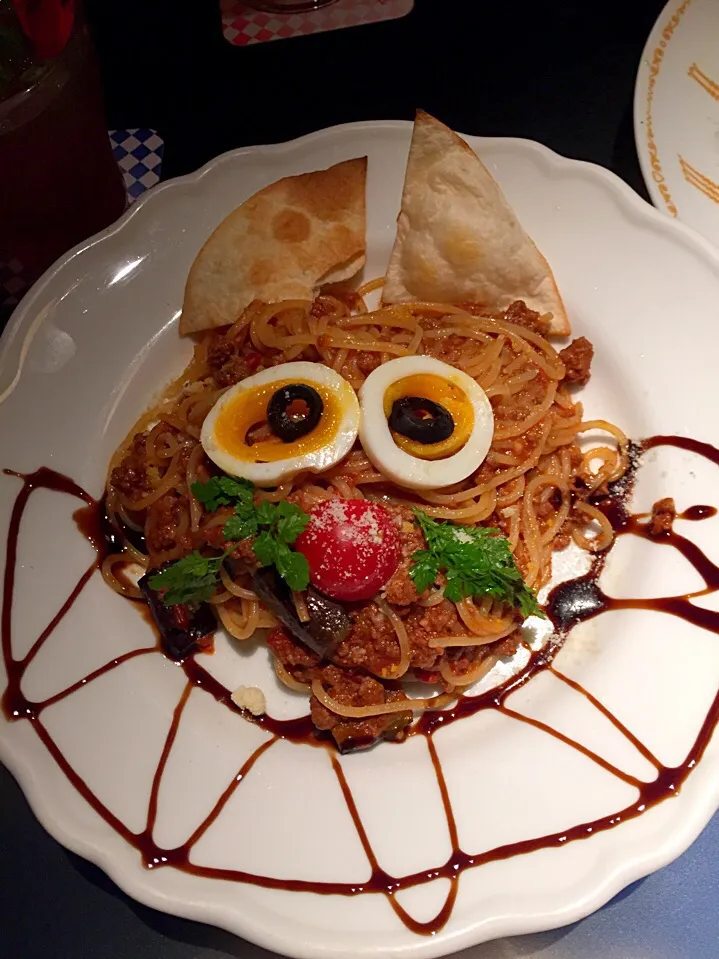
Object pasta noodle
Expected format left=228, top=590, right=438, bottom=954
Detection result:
left=104, top=292, right=627, bottom=724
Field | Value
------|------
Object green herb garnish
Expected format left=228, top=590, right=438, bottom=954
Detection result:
left=191, top=475, right=254, bottom=512
left=148, top=550, right=230, bottom=606
left=409, top=510, right=544, bottom=618
left=150, top=477, right=310, bottom=605
left=251, top=500, right=310, bottom=591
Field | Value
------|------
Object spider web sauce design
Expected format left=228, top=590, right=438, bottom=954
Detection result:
left=3, top=435, right=719, bottom=936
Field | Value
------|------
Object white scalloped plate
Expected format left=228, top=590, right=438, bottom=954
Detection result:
left=634, top=0, right=719, bottom=244
left=3, top=121, right=719, bottom=959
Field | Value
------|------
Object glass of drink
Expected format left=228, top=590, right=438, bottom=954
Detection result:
left=0, top=1, right=127, bottom=324
left=244, top=1, right=338, bottom=12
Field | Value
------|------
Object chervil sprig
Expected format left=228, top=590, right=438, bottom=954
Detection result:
left=151, top=478, right=310, bottom=604
left=409, top=509, right=544, bottom=618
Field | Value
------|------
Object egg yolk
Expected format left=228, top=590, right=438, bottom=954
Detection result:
left=382, top=374, right=474, bottom=460
left=212, top=378, right=344, bottom=463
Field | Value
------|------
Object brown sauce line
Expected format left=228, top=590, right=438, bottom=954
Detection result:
left=31, top=714, right=138, bottom=845
left=331, top=752, right=459, bottom=934
left=180, top=655, right=322, bottom=745
left=21, top=564, right=98, bottom=672
left=416, top=642, right=560, bottom=737
left=39, top=647, right=157, bottom=713
left=680, top=505, right=717, bottom=521
left=181, top=735, right=278, bottom=852
left=426, top=736, right=460, bottom=850
left=550, top=666, right=662, bottom=769
left=331, top=755, right=383, bottom=876
left=623, top=515, right=719, bottom=588
left=3, top=435, right=719, bottom=937
left=146, top=682, right=193, bottom=839
left=643, top=434, right=719, bottom=464
left=411, top=736, right=461, bottom=936
left=497, top=704, right=644, bottom=789
left=546, top=488, right=719, bottom=637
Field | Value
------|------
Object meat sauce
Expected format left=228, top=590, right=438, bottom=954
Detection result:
left=3, top=434, right=719, bottom=935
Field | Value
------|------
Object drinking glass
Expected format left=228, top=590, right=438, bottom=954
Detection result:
left=0, top=1, right=126, bottom=320
left=244, top=1, right=338, bottom=12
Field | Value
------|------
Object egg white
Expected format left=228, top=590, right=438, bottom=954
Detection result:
left=358, top=356, right=494, bottom=490
left=201, top=361, right=360, bottom=487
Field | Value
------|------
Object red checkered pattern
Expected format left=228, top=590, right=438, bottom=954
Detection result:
left=221, top=0, right=413, bottom=46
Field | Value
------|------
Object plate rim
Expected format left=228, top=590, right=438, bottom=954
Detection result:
left=633, top=0, right=705, bottom=224
left=4, top=118, right=719, bottom=958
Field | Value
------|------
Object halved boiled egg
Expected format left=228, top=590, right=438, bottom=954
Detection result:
left=358, top=356, right=494, bottom=490
left=201, top=361, right=360, bottom=486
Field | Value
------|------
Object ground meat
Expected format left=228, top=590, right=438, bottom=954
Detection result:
left=649, top=497, right=676, bottom=537
left=110, top=458, right=150, bottom=500
left=404, top=599, right=464, bottom=671
left=311, top=292, right=363, bottom=319
left=493, top=629, right=524, bottom=658
left=474, top=421, right=547, bottom=488
left=354, top=351, right=382, bottom=376
left=559, top=336, right=594, bottom=386
left=145, top=492, right=193, bottom=558
left=230, top=537, right=260, bottom=568
left=197, top=509, right=259, bottom=567
left=567, top=444, right=584, bottom=471
left=333, top=603, right=400, bottom=677
left=452, top=300, right=551, bottom=336
left=382, top=564, right=419, bottom=606
left=111, top=426, right=197, bottom=504
left=207, top=335, right=255, bottom=389
left=265, top=626, right=319, bottom=687
left=285, top=487, right=345, bottom=515
left=198, top=506, right=235, bottom=550
left=422, top=331, right=468, bottom=367
left=206, top=331, right=272, bottom=388
left=310, top=664, right=411, bottom=751
left=552, top=525, right=572, bottom=551
left=500, top=300, right=551, bottom=336
left=382, top=504, right=426, bottom=606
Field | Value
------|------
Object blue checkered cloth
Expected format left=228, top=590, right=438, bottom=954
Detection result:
left=110, top=128, right=164, bottom=202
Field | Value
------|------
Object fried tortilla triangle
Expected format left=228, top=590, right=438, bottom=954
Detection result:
left=180, top=157, right=367, bottom=334
left=383, top=111, right=570, bottom=335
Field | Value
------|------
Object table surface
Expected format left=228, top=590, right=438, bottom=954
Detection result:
left=3, top=1, right=717, bottom=957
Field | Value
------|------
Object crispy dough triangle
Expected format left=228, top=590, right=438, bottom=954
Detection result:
left=382, top=111, right=570, bottom=335
left=180, top=157, right=367, bottom=335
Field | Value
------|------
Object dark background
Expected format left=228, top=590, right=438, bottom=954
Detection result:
left=1, top=1, right=671, bottom=957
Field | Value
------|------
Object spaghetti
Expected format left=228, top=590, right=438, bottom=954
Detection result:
left=104, top=288, right=628, bottom=745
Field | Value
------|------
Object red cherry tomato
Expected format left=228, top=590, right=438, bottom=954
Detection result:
left=295, top=499, right=402, bottom=601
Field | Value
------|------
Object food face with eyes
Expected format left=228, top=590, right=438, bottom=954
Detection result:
left=104, top=113, right=626, bottom=753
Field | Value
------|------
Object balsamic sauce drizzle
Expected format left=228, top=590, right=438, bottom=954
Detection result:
left=3, top=436, right=719, bottom=936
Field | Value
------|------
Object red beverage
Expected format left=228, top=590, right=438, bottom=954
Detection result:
left=0, top=4, right=126, bottom=300
left=245, top=1, right=338, bottom=11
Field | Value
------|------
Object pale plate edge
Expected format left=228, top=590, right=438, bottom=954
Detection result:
left=3, top=119, right=719, bottom=958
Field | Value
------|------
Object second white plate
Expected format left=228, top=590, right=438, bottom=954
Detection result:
left=635, top=0, right=719, bottom=244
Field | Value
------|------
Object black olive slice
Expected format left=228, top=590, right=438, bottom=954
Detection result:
left=267, top=384, right=324, bottom=443
left=388, top=396, right=454, bottom=445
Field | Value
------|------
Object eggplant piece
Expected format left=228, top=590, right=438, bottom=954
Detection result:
left=333, top=712, right=413, bottom=754
left=139, top=571, right=216, bottom=660
left=251, top=569, right=351, bottom=658
left=305, top=588, right=351, bottom=658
